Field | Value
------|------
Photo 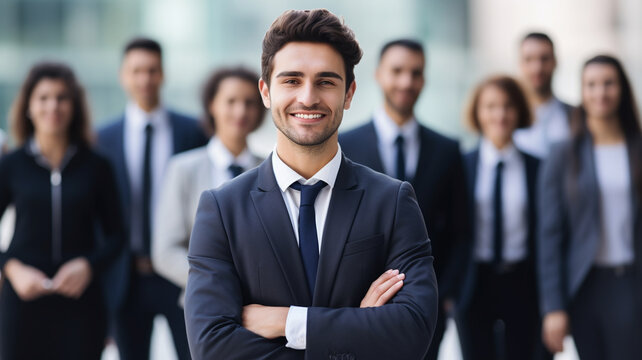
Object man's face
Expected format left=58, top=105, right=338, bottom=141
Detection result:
left=519, top=39, right=556, bottom=95
left=259, top=42, right=356, bottom=147
left=376, top=46, right=425, bottom=116
left=120, top=49, right=164, bottom=109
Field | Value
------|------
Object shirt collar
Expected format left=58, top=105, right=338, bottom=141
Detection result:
left=27, top=137, right=77, bottom=170
left=480, top=137, right=520, bottom=166
left=372, top=107, right=419, bottom=145
left=271, top=144, right=342, bottom=192
left=207, top=136, right=256, bottom=170
left=125, top=102, right=168, bottom=130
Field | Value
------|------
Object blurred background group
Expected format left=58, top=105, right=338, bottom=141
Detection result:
left=1, top=0, right=642, bottom=359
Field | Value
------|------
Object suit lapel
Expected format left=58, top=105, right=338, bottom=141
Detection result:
left=169, top=111, right=184, bottom=155
left=314, top=156, right=364, bottom=306
left=112, top=118, right=131, bottom=222
left=250, top=156, right=312, bottom=305
left=412, top=126, right=434, bottom=187
left=361, top=121, right=385, bottom=173
left=522, top=151, right=538, bottom=260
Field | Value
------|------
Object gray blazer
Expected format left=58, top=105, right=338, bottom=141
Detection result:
left=152, top=145, right=262, bottom=303
left=538, top=134, right=642, bottom=315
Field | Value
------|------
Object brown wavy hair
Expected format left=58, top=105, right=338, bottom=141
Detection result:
left=465, top=74, right=533, bottom=133
left=261, top=9, right=363, bottom=92
left=10, top=62, right=92, bottom=146
left=201, top=67, right=265, bottom=135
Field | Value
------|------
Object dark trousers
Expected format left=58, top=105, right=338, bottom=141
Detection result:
left=457, top=262, right=546, bottom=360
left=0, top=279, right=106, bottom=360
left=112, top=272, right=191, bottom=360
left=569, top=266, right=642, bottom=360
left=424, top=304, right=446, bottom=360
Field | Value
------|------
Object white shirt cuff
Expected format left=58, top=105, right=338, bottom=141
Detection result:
left=285, top=306, right=307, bottom=350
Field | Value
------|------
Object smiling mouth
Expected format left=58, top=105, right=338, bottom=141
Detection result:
left=292, top=113, right=325, bottom=120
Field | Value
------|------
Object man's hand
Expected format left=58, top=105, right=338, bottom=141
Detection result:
left=3, top=259, right=52, bottom=301
left=360, top=269, right=405, bottom=308
left=242, top=304, right=289, bottom=339
left=542, top=310, right=569, bottom=353
left=52, top=257, right=92, bottom=299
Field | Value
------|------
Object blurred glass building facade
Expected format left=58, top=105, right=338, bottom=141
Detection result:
left=0, top=0, right=469, bottom=153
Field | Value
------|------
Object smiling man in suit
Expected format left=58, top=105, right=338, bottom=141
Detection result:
left=185, top=9, right=438, bottom=360
left=339, top=39, right=468, bottom=360
left=97, top=37, right=207, bottom=360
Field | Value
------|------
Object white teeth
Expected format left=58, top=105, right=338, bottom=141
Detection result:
left=293, top=113, right=323, bottom=119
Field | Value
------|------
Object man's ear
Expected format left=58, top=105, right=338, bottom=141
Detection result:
left=344, top=80, right=357, bottom=110
left=259, top=78, right=271, bottom=108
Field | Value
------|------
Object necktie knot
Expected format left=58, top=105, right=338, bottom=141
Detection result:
left=395, top=134, right=405, bottom=146
left=228, top=164, right=244, bottom=178
left=145, top=123, right=154, bottom=136
left=290, top=181, right=327, bottom=206
left=496, top=160, right=504, bottom=172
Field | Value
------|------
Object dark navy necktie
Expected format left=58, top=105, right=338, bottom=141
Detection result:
left=290, top=181, right=327, bottom=296
left=141, top=123, right=154, bottom=255
left=493, top=161, right=505, bottom=266
left=228, top=164, right=244, bottom=178
left=395, top=135, right=406, bottom=181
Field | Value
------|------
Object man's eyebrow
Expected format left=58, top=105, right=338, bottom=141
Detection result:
left=276, top=71, right=304, bottom=78
left=274, top=71, right=344, bottom=81
left=317, top=72, right=343, bottom=80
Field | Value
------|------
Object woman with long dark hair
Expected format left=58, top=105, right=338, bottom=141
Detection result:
left=0, top=62, right=123, bottom=359
left=538, top=55, right=642, bottom=359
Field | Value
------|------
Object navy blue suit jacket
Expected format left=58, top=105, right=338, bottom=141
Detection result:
left=96, top=110, right=208, bottom=312
left=339, top=121, right=468, bottom=300
left=185, top=154, right=438, bottom=360
left=457, top=147, right=540, bottom=311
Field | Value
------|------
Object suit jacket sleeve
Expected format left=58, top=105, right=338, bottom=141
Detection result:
left=437, top=144, right=469, bottom=300
left=537, top=144, right=568, bottom=315
left=185, top=190, right=300, bottom=360
left=152, top=157, right=191, bottom=288
left=306, top=182, right=438, bottom=360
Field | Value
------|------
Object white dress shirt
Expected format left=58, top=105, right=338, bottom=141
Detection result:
left=593, top=143, right=634, bottom=266
left=372, top=108, right=420, bottom=180
left=207, top=136, right=258, bottom=188
left=271, top=145, right=342, bottom=350
left=124, top=102, right=173, bottom=253
left=513, top=97, right=570, bottom=158
left=474, top=139, right=529, bottom=263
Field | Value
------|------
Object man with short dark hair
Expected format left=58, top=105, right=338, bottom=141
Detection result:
left=514, top=32, right=573, bottom=157
left=97, top=37, right=207, bottom=360
left=185, top=10, right=438, bottom=360
left=339, top=38, right=468, bottom=360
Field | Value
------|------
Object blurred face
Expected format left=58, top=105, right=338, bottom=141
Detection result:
left=477, top=85, right=519, bottom=147
left=259, top=42, right=355, bottom=147
left=376, top=46, right=425, bottom=117
left=210, top=77, right=262, bottom=142
left=28, top=78, right=73, bottom=139
left=519, top=39, right=556, bottom=95
left=582, top=63, right=621, bottom=119
left=120, top=49, right=163, bottom=110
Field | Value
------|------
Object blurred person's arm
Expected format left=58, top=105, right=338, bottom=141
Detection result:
left=537, top=143, right=570, bottom=353
left=152, top=157, right=190, bottom=288
left=0, top=155, right=52, bottom=301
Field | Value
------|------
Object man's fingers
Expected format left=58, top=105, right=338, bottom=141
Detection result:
left=375, top=279, right=404, bottom=306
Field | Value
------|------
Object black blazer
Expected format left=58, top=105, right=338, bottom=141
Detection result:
left=185, top=154, right=439, bottom=360
left=339, top=120, right=468, bottom=300
left=96, top=110, right=208, bottom=312
left=0, top=145, right=123, bottom=278
left=457, top=147, right=540, bottom=311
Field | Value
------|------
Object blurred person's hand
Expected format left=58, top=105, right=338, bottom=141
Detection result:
left=360, top=269, right=405, bottom=308
left=542, top=310, right=569, bottom=353
left=3, top=259, right=52, bottom=301
left=52, top=257, right=92, bottom=299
